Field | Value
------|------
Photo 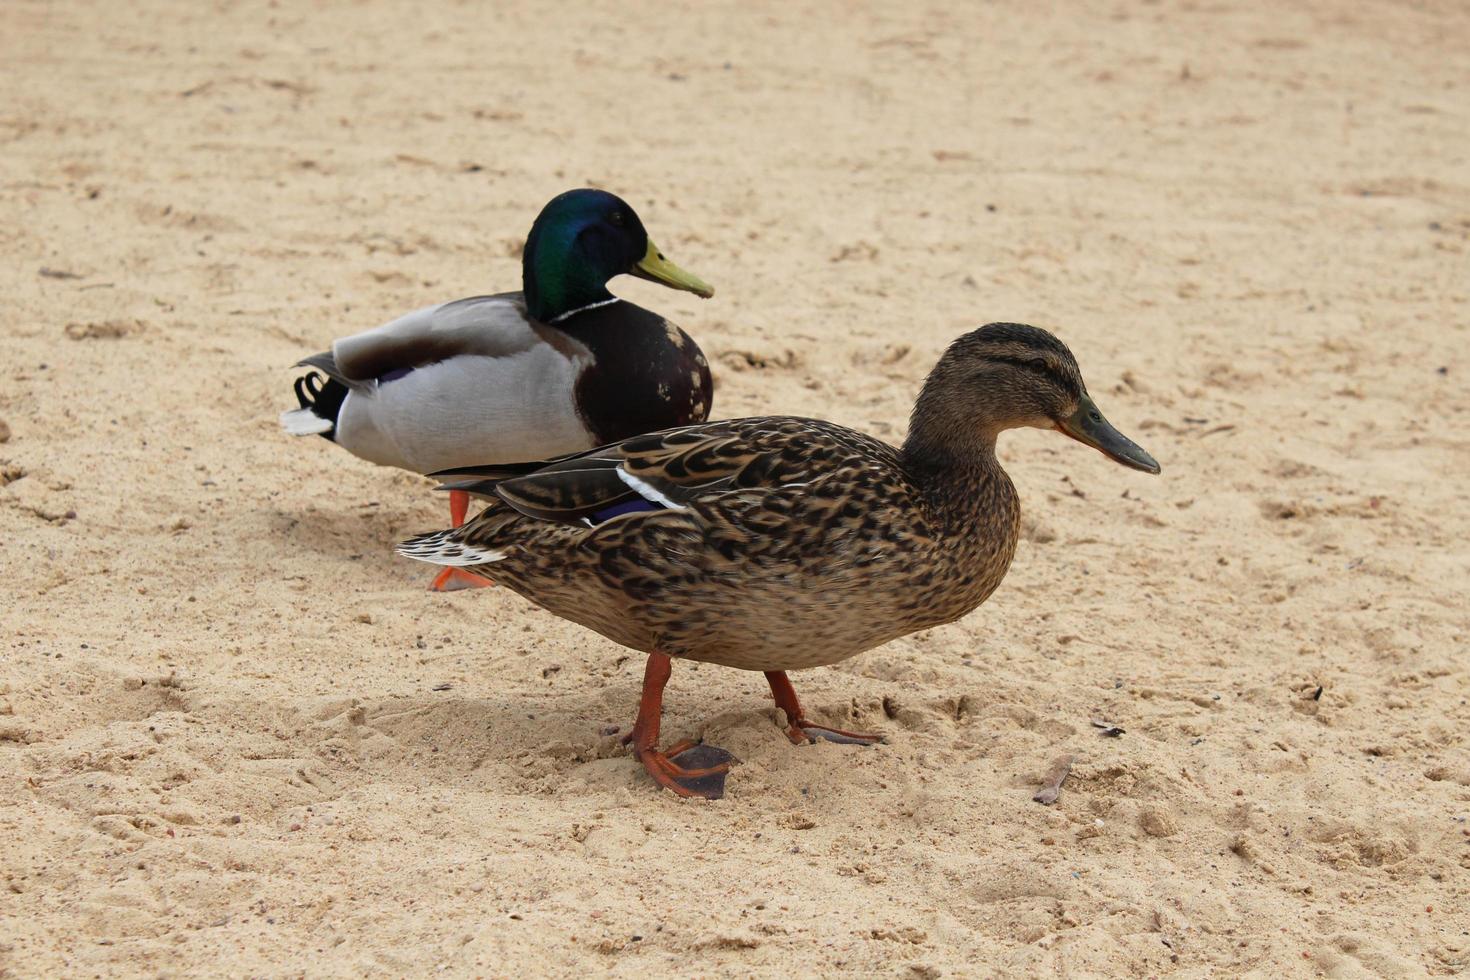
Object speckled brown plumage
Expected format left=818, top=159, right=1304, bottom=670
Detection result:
left=411, top=416, right=1016, bottom=671
left=399, top=323, right=1159, bottom=797
left=400, top=323, right=1159, bottom=674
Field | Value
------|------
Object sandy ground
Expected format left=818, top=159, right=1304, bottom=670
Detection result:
left=3, top=0, right=1469, bottom=975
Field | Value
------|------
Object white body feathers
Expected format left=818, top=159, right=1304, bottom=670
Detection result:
left=280, top=294, right=599, bottom=475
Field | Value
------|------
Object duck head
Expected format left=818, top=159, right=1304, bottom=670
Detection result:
left=521, top=188, right=714, bottom=323
left=906, top=322, right=1160, bottom=474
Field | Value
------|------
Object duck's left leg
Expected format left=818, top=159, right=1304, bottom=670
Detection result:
left=622, top=652, right=734, bottom=799
left=765, top=670, right=884, bottom=746
left=429, top=490, right=495, bottom=591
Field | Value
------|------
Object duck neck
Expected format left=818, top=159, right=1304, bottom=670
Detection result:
left=522, top=230, right=615, bottom=324
left=901, top=429, right=1021, bottom=650
left=901, top=390, right=1017, bottom=534
left=903, top=429, right=1005, bottom=508
left=900, top=420, right=1022, bottom=630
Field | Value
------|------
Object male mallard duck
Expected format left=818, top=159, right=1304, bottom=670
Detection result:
left=398, top=323, right=1160, bottom=797
left=280, top=188, right=715, bottom=590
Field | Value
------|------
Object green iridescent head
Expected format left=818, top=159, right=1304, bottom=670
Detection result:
left=520, top=189, right=714, bottom=323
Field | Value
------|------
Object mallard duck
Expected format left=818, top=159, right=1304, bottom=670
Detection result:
left=280, top=188, right=715, bottom=590
left=398, top=323, right=1160, bottom=797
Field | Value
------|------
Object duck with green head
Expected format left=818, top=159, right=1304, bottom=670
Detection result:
left=281, top=189, right=715, bottom=589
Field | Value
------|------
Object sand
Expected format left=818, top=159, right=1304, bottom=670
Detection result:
left=3, top=0, right=1469, bottom=975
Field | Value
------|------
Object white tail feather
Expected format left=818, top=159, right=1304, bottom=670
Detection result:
left=397, top=529, right=509, bottom=567
left=280, top=408, right=333, bottom=436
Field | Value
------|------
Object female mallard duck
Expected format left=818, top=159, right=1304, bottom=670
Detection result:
left=280, top=188, right=715, bottom=590
left=398, top=323, right=1160, bottom=798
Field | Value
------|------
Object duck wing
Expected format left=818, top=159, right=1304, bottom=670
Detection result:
left=305, top=292, right=543, bottom=384
left=436, top=417, right=903, bottom=526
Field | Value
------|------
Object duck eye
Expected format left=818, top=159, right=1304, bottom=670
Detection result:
left=609, top=211, right=626, bottom=227
left=1029, top=357, right=1047, bottom=372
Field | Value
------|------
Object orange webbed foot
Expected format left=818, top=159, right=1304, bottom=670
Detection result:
left=624, top=653, right=736, bottom=798
left=635, top=742, right=735, bottom=799
left=429, top=567, right=494, bottom=591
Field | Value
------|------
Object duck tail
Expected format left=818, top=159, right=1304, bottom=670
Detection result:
left=280, top=370, right=347, bottom=440
left=398, top=506, right=526, bottom=568
left=396, top=527, right=511, bottom=568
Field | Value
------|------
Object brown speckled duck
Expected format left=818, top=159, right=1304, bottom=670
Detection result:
left=398, top=323, right=1160, bottom=798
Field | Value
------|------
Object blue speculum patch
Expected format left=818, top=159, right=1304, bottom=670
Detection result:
left=590, top=498, right=661, bottom=524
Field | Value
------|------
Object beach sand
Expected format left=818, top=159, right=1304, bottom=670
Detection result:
left=3, top=0, right=1468, bottom=974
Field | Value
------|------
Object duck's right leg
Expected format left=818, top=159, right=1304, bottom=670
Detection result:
left=621, top=652, right=734, bottom=799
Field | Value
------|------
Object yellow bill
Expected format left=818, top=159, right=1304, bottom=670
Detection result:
left=631, top=239, right=715, bottom=298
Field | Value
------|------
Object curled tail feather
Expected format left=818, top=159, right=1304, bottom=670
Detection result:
left=280, top=370, right=347, bottom=439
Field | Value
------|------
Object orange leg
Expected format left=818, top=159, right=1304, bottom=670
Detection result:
left=622, top=653, right=734, bottom=799
left=765, top=670, right=884, bottom=746
left=430, top=490, right=495, bottom=591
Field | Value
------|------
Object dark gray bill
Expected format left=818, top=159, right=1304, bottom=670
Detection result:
left=1056, top=395, right=1161, bottom=474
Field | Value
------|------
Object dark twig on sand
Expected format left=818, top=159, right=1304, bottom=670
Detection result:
left=1032, top=755, right=1073, bottom=805
left=1090, top=718, right=1126, bottom=737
